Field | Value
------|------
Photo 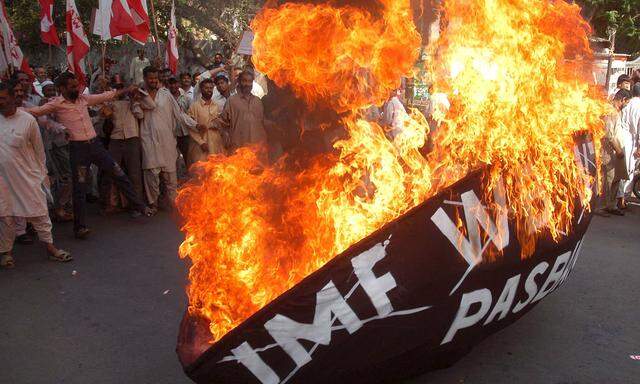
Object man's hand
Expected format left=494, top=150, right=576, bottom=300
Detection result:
left=200, top=143, right=209, bottom=153
left=196, top=124, right=207, bottom=135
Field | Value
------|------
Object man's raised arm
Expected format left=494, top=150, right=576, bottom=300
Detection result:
left=24, top=99, right=58, bottom=117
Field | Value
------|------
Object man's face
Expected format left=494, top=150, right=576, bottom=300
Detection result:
left=35, top=67, right=47, bottom=83
left=215, top=78, right=229, bottom=94
left=0, top=89, right=16, bottom=116
left=13, top=85, right=25, bottom=104
left=159, top=71, right=170, bottom=85
left=201, top=82, right=214, bottom=100
left=239, top=74, right=253, bottom=95
left=42, top=85, right=57, bottom=99
left=181, top=75, right=191, bottom=88
left=619, top=81, right=631, bottom=91
left=61, top=78, right=80, bottom=101
left=214, top=54, right=223, bottom=64
left=168, top=81, right=180, bottom=95
left=144, top=72, right=160, bottom=90
left=17, top=73, right=31, bottom=94
left=138, top=50, right=145, bottom=59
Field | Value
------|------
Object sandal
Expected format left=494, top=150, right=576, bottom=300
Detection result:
left=1, top=253, right=15, bottom=269
left=48, top=249, right=73, bottom=263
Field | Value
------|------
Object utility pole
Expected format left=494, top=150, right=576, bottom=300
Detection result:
left=605, top=26, right=617, bottom=94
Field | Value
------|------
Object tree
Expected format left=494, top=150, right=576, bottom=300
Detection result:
left=575, top=0, right=640, bottom=56
left=3, top=0, right=262, bottom=63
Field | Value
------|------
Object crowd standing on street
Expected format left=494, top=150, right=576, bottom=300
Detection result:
left=1, top=51, right=639, bottom=269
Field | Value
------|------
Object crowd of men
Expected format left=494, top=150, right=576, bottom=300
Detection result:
left=0, top=51, right=272, bottom=269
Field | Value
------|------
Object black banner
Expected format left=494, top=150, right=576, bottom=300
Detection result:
left=177, top=135, right=597, bottom=384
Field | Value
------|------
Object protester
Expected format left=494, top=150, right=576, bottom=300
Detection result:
left=601, top=89, right=632, bottom=216
left=619, top=83, right=640, bottom=205
left=231, top=66, right=265, bottom=98
left=159, top=68, right=172, bottom=88
left=213, top=72, right=233, bottom=110
left=99, top=80, right=145, bottom=211
left=216, top=71, right=268, bottom=150
left=383, top=87, right=409, bottom=139
left=25, top=72, right=149, bottom=239
left=610, top=74, right=632, bottom=100
left=180, top=72, right=194, bottom=101
left=168, top=77, right=192, bottom=167
left=37, top=81, right=73, bottom=222
left=139, top=66, right=196, bottom=213
left=32, top=66, right=49, bottom=97
left=0, top=82, right=72, bottom=269
left=14, top=70, right=41, bottom=106
left=129, top=49, right=150, bottom=86
left=187, top=78, right=225, bottom=167
left=208, top=53, right=225, bottom=69
left=90, top=58, right=115, bottom=94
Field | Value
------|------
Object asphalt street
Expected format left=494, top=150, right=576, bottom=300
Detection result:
left=1, top=204, right=638, bottom=384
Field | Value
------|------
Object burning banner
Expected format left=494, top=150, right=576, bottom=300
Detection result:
left=176, top=0, right=608, bottom=382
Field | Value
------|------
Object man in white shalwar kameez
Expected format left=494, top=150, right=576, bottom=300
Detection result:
left=0, top=82, right=71, bottom=268
left=139, top=66, right=196, bottom=212
left=619, top=84, right=640, bottom=202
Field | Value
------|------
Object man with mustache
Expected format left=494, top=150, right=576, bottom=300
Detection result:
left=138, top=66, right=196, bottom=213
left=0, top=81, right=71, bottom=268
left=25, top=72, right=150, bottom=239
left=186, top=78, right=225, bottom=167
left=216, top=70, right=268, bottom=151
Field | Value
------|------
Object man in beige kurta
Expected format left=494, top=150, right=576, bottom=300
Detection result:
left=186, top=78, right=225, bottom=167
left=0, top=82, right=70, bottom=268
left=139, top=67, right=196, bottom=210
left=216, top=71, right=268, bottom=150
left=601, top=90, right=631, bottom=216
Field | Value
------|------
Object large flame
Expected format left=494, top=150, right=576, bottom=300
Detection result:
left=177, top=0, right=608, bottom=343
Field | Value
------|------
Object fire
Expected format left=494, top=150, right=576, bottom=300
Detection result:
left=177, top=0, right=608, bottom=343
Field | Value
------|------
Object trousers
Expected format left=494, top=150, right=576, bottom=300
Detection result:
left=0, top=216, right=53, bottom=253
left=69, top=139, right=145, bottom=231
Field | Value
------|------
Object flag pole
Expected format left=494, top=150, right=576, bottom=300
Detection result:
left=101, top=41, right=106, bottom=77
left=148, top=0, right=162, bottom=58
left=48, top=44, right=52, bottom=67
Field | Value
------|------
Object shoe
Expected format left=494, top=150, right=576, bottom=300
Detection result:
left=15, top=234, right=34, bottom=245
left=605, top=208, right=625, bottom=216
left=74, top=227, right=92, bottom=239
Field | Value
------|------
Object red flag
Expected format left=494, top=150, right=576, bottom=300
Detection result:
left=94, top=0, right=137, bottom=40
left=127, top=0, right=150, bottom=44
left=166, top=0, right=178, bottom=74
left=0, top=2, right=33, bottom=76
left=38, top=0, right=60, bottom=46
left=66, top=0, right=90, bottom=86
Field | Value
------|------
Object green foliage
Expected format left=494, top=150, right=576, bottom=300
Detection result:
left=576, top=0, right=640, bottom=55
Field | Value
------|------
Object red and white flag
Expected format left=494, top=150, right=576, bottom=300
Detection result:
left=0, top=2, right=32, bottom=75
left=66, top=0, right=90, bottom=86
left=93, top=0, right=137, bottom=40
left=38, top=0, right=60, bottom=46
left=165, top=0, right=178, bottom=74
left=127, top=0, right=150, bottom=44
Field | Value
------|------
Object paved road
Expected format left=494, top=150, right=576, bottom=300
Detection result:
left=1, top=205, right=638, bottom=384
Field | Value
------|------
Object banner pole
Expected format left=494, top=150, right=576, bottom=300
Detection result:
left=148, top=0, right=162, bottom=58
